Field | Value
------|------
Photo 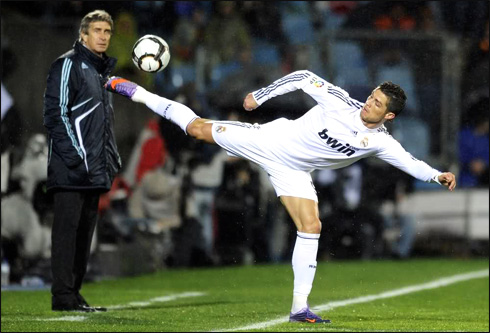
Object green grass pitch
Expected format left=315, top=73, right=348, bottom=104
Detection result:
left=1, top=258, right=488, bottom=332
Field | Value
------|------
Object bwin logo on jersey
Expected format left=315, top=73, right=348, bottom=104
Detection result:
left=318, top=128, right=356, bottom=156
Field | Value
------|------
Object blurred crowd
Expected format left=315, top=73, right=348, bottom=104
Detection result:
left=1, top=1, right=488, bottom=285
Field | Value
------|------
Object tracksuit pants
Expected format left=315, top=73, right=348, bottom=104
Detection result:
left=51, top=190, right=100, bottom=306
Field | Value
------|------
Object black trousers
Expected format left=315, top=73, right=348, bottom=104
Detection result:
left=51, top=190, right=100, bottom=306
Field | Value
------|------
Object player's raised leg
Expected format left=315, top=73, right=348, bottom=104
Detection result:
left=105, top=77, right=215, bottom=143
left=279, top=196, right=331, bottom=324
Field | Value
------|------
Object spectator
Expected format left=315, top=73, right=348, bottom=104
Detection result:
left=240, top=1, right=284, bottom=42
left=171, top=4, right=207, bottom=66
left=96, top=165, right=182, bottom=271
left=203, top=2, right=252, bottom=87
left=1, top=82, right=23, bottom=196
left=315, top=163, right=385, bottom=260
left=108, top=11, right=157, bottom=91
left=2, top=47, right=23, bottom=196
left=128, top=166, right=182, bottom=235
left=167, top=5, right=208, bottom=92
left=122, top=117, right=168, bottom=189
left=458, top=98, right=489, bottom=188
left=1, top=134, right=51, bottom=284
left=133, top=1, right=175, bottom=38
left=1, top=191, right=51, bottom=283
left=187, top=149, right=228, bottom=263
left=440, top=1, right=489, bottom=39
left=10, top=134, right=49, bottom=202
left=377, top=164, right=417, bottom=259
left=109, top=11, right=138, bottom=75
left=240, top=0, right=287, bottom=65
left=418, top=2, right=441, bottom=32
left=462, top=19, right=489, bottom=101
left=98, top=116, right=169, bottom=250
left=206, top=59, right=284, bottom=112
left=214, top=158, right=261, bottom=265
left=205, top=2, right=251, bottom=64
left=311, top=1, right=359, bottom=32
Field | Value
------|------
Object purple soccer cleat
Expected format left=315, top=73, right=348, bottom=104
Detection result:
left=105, top=77, right=139, bottom=99
left=289, top=307, right=331, bottom=324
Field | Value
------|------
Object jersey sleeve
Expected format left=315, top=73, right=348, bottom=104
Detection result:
left=43, top=57, right=84, bottom=168
left=375, top=136, right=442, bottom=184
left=252, top=70, right=364, bottom=112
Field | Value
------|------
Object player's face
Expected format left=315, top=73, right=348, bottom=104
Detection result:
left=81, top=21, right=112, bottom=56
left=361, top=88, right=395, bottom=127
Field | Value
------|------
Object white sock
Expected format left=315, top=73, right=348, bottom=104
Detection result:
left=132, top=86, right=200, bottom=134
left=291, top=231, right=320, bottom=314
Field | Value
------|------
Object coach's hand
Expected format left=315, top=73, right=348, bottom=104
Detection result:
left=243, top=93, right=259, bottom=111
left=438, top=172, right=457, bottom=191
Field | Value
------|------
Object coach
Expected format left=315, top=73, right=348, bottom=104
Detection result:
left=43, top=9, right=120, bottom=312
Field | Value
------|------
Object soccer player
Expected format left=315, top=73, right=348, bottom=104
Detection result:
left=105, top=70, right=456, bottom=323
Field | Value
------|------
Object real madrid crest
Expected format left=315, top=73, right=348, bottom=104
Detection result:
left=360, top=136, right=369, bottom=147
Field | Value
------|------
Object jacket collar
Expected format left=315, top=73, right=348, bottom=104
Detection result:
left=73, top=41, right=117, bottom=76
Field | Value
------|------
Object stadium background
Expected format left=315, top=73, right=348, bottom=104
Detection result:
left=1, top=1, right=488, bottom=285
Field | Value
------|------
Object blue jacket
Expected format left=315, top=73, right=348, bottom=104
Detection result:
left=43, top=41, right=120, bottom=192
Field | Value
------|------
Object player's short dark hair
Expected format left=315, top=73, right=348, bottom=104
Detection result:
left=79, top=10, right=113, bottom=41
left=378, top=81, right=406, bottom=116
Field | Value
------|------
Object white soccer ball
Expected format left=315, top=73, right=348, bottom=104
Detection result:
left=131, top=34, right=171, bottom=73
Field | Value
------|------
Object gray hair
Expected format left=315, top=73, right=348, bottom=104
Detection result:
left=78, top=10, right=113, bottom=41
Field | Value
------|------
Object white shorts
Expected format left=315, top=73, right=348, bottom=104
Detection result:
left=211, top=120, right=318, bottom=202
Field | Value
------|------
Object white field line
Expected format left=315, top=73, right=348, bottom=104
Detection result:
left=37, top=316, right=88, bottom=322
left=215, top=269, right=489, bottom=332
left=34, top=291, right=206, bottom=322
left=107, top=291, right=206, bottom=310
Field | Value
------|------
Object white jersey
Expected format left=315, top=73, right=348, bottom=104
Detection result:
left=211, top=70, right=442, bottom=201
left=251, top=70, right=441, bottom=183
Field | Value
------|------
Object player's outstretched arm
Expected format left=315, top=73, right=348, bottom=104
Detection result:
left=243, top=93, right=259, bottom=111
left=245, top=70, right=316, bottom=110
left=438, top=172, right=457, bottom=191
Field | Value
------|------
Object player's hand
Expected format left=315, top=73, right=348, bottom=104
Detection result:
left=243, top=93, right=258, bottom=111
left=438, top=172, right=456, bottom=191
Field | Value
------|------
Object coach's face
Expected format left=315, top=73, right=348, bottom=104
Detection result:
left=361, top=88, right=395, bottom=128
left=81, top=21, right=112, bottom=56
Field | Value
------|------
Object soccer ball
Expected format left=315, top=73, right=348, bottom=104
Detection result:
left=131, top=34, right=171, bottom=73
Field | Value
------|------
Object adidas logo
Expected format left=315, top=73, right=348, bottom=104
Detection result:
left=81, top=62, right=88, bottom=69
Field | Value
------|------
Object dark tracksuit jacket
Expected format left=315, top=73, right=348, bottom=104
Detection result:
left=43, top=41, right=121, bottom=193
left=43, top=41, right=121, bottom=305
